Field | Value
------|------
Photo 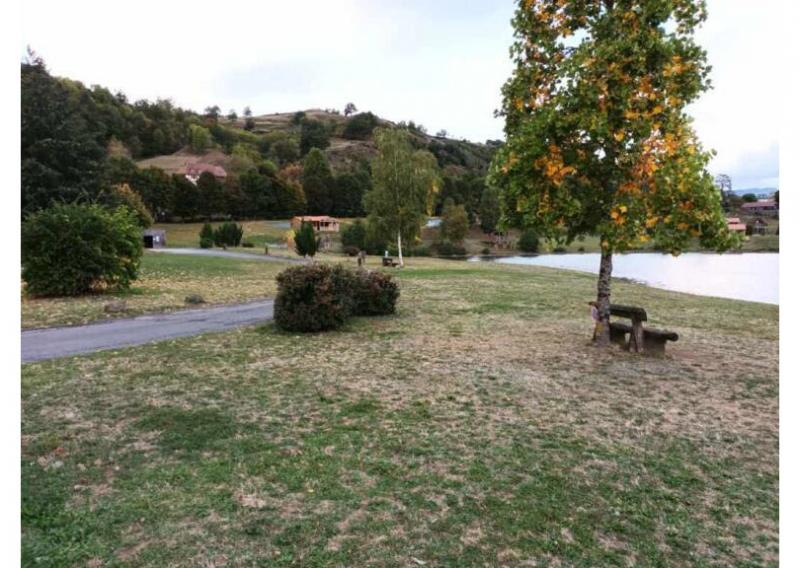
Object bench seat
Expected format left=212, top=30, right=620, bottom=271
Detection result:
left=609, top=321, right=678, bottom=354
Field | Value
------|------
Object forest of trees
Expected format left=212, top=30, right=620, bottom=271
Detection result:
left=21, top=53, right=498, bottom=228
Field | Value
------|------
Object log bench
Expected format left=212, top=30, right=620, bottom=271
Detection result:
left=382, top=256, right=399, bottom=267
left=607, top=304, right=678, bottom=354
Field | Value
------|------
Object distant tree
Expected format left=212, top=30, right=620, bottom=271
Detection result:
left=300, top=119, right=330, bottom=155
left=103, top=183, right=154, bottom=227
left=436, top=129, right=448, bottom=138
left=478, top=184, right=501, bottom=233
left=332, top=168, right=370, bottom=216
left=741, top=193, right=758, bottom=203
left=364, top=128, right=441, bottom=266
left=440, top=198, right=470, bottom=243
left=189, top=124, right=212, bottom=153
left=344, top=102, right=358, bottom=117
left=490, top=0, right=736, bottom=344
left=291, top=111, right=306, bottom=126
left=244, top=117, right=256, bottom=131
left=197, top=171, right=225, bottom=217
left=134, top=167, right=175, bottom=221
left=199, top=222, right=215, bottom=246
left=342, top=112, right=379, bottom=140
left=517, top=228, right=539, bottom=253
left=715, top=174, right=732, bottom=209
left=341, top=219, right=367, bottom=250
left=243, top=106, right=253, bottom=118
left=270, top=136, right=300, bottom=166
left=294, top=221, right=319, bottom=258
left=302, top=149, right=335, bottom=214
left=204, top=105, right=221, bottom=121
left=226, top=109, right=238, bottom=122
left=277, top=165, right=307, bottom=216
left=172, top=173, right=201, bottom=220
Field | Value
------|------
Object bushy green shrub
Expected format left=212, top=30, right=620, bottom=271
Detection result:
left=22, top=203, right=143, bottom=296
left=213, top=222, right=244, bottom=247
left=342, top=112, right=379, bottom=140
left=274, top=264, right=353, bottom=332
left=343, top=245, right=360, bottom=257
left=274, top=264, right=400, bottom=332
left=241, top=241, right=255, bottom=248
left=517, top=229, right=540, bottom=253
left=352, top=271, right=399, bottom=316
left=200, top=237, right=213, bottom=249
left=199, top=223, right=215, bottom=246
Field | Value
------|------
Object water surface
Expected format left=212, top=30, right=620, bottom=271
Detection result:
left=471, top=252, right=778, bottom=305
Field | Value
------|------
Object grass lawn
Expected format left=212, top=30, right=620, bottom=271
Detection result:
left=153, top=220, right=291, bottom=248
left=21, top=256, right=778, bottom=566
left=21, top=252, right=295, bottom=329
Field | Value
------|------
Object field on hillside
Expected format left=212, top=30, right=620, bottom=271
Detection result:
left=21, top=256, right=778, bottom=566
left=152, top=220, right=292, bottom=248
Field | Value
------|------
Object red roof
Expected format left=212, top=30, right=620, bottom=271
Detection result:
left=742, top=200, right=776, bottom=209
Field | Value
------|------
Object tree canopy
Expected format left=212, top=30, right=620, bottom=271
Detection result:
left=364, top=128, right=440, bottom=266
left=489, top=0, right=736, bottom=343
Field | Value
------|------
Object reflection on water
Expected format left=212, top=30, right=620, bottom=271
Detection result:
left=470, top=252, right=778, bottom=305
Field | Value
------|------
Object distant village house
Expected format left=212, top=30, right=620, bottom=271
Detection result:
left=183, top=163, right=228, bottom=185
left=726, top=218, right=746, bottom=234
left=741, top=199, right=778, bottom=216
left=291, top=215, right=340, bottom=250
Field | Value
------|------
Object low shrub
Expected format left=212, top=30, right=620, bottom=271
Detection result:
left=553, top=246, right=567, bottom=253
left=274, top=264, right=353, bottom=332
left=199, top=223, right=215, bottom=246
left=481, top=247, right=491, bottom=255
left=22, top=203, right=143, bottom=296
left=274, top=264, right=399, bottom=332
left=241, top=241, right=255, bottom=248
left=214, top=222, right=244, bottom=247
left=408, top=245, right=432, bottom=257
left=352, top=271, right=399, bottom=316
left=343, top=245, right=360, bottom=257
left=200, top=237, right=213, bottom=249
left=517, top=228, right=540, bottom=253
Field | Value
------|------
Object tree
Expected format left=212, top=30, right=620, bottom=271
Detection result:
left=342, top=112, right=379, bottom=140
left=436, top=129, right=448, bottom=138
left=344, top=102, right=358, bottom=116
left=226, top=109, right=238, bottom=121
left=301, top=148, right=335, bottom=214
left=332, top=168, right=370, bottom=216
left=741, top=193, right=758, bottom=203
left=294, top=221, right=319, bottom=258
left=204, top=105, right=220, bottom=121
left=341, top=219, right=367, bottom=250
left=490, top=0, right=736, bottom=345
left=300, top=119, right=330, bottom=155
left=189, top=124, right=212, bottom=153
left=244, top=117, right=256, bottom=131
left=715, top=174, right=732, bottom=210
left=243, top=106, right=253, bottom=118
left=440, top=198, right=470, bottom=243
left=197, top=171, right=225, bottom=217
left=21, top=57, right=106, bottom=216
left=103, top=183, right=154, bottom=227
left=478, top=184, right=501, bottom=233
left=270, top=136, right=300, bottom=165
left=172, top=173, right=201, bottom=220
left=364, top=128, right=440, bottom=266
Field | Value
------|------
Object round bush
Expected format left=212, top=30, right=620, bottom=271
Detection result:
left=517, top=228, right=540, bottom=253
left=352, top=271, right=399, bottom=316
left=199, top=237, right=214, bottom=249
left=22, top=203, right=143, bottom=296
left=274, top=264, right=353, bottom=332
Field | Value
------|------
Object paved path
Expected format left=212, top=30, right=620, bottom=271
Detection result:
left=150, top=247, right=305, bottom=263
left=22, top=299, right=274, bottom=363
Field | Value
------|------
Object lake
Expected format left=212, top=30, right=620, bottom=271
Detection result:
left=470, top=252, right=778, bottom=305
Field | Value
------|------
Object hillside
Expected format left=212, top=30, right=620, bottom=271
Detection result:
left=136, top=108, right=499, bottom=176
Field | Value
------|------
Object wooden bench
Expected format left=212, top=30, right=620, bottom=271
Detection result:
left=607, top=304, right=678, bottom=354
left=382, top=256, right=399, bottom=267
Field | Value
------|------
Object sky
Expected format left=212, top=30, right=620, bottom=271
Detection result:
left=21, top=0, right=778, bottom=190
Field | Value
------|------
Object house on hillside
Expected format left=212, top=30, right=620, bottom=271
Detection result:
left=291, top=216, right=340, bottom=233
left=183, top=163, right=228, bottom=185
left=726, top=218, right=746, bottom=234
left=291, top=216, right=340, bottom=250
left=742, top=199, right=778, bottom=216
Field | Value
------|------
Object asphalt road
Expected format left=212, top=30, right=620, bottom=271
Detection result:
left=22, top=299, right=274, bottom=363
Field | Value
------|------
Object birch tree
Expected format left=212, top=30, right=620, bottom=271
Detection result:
left=365, top=128, right=440, bottom=266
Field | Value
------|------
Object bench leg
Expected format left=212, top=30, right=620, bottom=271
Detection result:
left=643, top=337, right=667, bottom=355
left=629, top=323, right=645, bottom=353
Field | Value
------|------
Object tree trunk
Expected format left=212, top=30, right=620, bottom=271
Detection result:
left=397, top=232, right=404, bottom=267
left=595, top=248, right=613, bottom=344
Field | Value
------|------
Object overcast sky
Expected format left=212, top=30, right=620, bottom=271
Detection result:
left=21, top=0, right=778, bottom=190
